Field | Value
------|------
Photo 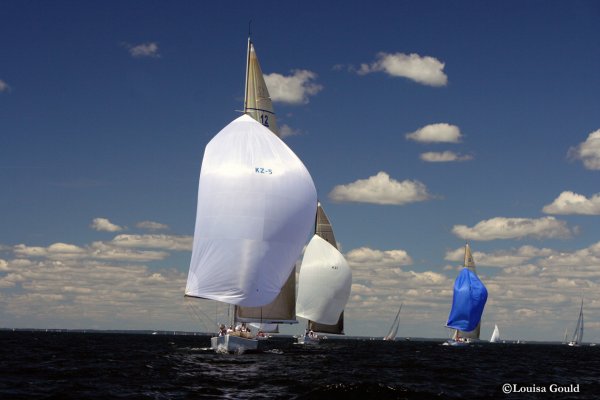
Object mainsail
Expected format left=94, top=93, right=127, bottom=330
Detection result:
left=185, top=114, right=317, bottom=307
left=244, top=38, right=278, bottom=135
left=446, top=244, right=488, bottom=337
left=490, top=324, right=500, bottom=343
left=297, top=204, right=352, bottom=331
left=570, top=300, right=584, bottom=345
left=384, top=304, right=403, bottom=341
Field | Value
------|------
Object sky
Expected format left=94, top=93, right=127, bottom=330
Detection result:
left=1, top=0, right=600, bottom=342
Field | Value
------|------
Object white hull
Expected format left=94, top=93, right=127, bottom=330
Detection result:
left=443, top=339, right=471, bottom=347
left=297, top=335, right=320, bottom=345
left=567, top=341, right=579, bottom=347
left=211, top=334, right=258, bottom=353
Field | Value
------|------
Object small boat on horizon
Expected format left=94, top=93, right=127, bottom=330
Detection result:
left=383, top=303, right=403, bottom=341
left=567, top=300, right=584, bottom=347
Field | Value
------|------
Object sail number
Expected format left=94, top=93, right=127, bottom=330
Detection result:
left=260, top=114, right=270, bottom=127
left=255, top=167, right=272, bottom=175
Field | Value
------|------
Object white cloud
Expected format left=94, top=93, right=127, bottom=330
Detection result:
left=346, top=247, right=413, bottom=268
left=126, top=42, right=160, bottom=58
left=13, top=242, right=168, bottom=262
left=420, top=151, right=473, bottom=162
left=0, top=79, right=10, bottom=92
left=278, top=124, right=302, bottom=138
left=568, top=129, right=600, bottom=170
left=357, top=52, right=447, bottom=87
left=329, top=171, right=431, bottom=205
left=136, top=221, right=169, bottom=231
left=452, top=216, right=573, bottom=241
left=543, top=191, right=600, bottom=215
left=108, top=234, right=192, bottom=251
left=264, top=70, right=322, bottom=104
left=445, top=245, right=555, bottom=267
left=406, top=123, right=462, bottom=143
left=90, top=218, right=123, bottom=232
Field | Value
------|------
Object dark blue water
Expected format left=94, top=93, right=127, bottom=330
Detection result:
left=1, top=331, right=599, bottom=399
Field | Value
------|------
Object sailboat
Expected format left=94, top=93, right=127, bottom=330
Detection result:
left=232, top=37, right=299, bottom=336
left=489, top=324, right=500, bottom=343
left=185, top=38, right=317, bottom=353
left=383, top=303, right=403, bottom=341
left=296, top=203, right=352, bottom=344
left=568, top=300, right=584, bottom=347
left=444, top=243, right=488, bottom=346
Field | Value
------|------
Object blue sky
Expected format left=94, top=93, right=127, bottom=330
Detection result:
left=1, top=1, right=600, bottom=342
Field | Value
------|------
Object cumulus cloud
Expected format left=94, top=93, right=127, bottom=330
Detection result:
left=136, top=221, right=169, bottom=231
left=420, top=151, right=473, bottom=162
left=543, top=191, right=600, bottom=215
left=122, top=42, right=160, bottom=58
left=406, top=123, right=463, bottom=143
left=0, top=79, right=10, bottom=92
left=264, top=70, right=322, bottom=104
left=445, top=245, right=555, bottom=267
left=108, top=234, right=192, bottom=251
left=278, top=124, right=302, bottom=138
left=357, top=52, right=448, bottom=86
left=452, top=216, right=573, bottom=241
left=328, top=171, right=431, bottom=205
left=90, top=218, right=123, bottom=232
left=14, top=242, right=168, bottom=262
left=346, top=247, right=413, bottom=268
left=568, top=129, right=600, bottom=170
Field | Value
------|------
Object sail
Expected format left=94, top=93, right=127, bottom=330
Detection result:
left=235, top=268, right=298, bottom=324
left=464, top=243, right=476, bottom=273
left=185, top=114, right=317, bottom=307
left=249, top=323, right=279, bottom=333
left=296, top=234, right=352, bottom=325
left=446, top=268, right=488, bottom=333
left=384, top=304, right=403, bottom=341
left=490, top=324, right=500, bottom=343
left=309, top=312, right=344, bottom=334
left=316, top=202, right=337, bottom=246
left=244, top=39, right=278, bottom=135
left=571, top=300, right=584, bottom=344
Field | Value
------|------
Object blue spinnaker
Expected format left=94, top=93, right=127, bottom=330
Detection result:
left=446, top=268, right=488, bottom=332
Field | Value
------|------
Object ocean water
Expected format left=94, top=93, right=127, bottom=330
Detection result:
left=1, top=331, right=599, bottom=399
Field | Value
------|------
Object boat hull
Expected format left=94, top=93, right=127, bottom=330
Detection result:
left=443, top=339, right=470, bottom=347
left=211, top=334, right=259, bottom=353
left=297, top=335, right=320, bottom=345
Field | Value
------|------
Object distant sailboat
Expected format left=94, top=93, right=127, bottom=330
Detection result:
left=185, top=39, right=317, bottom=353
left=568, top=300, right=584, bottom=347
left=383, top=303, right=403, bottom=341
left=489, top=324, right=500, bottom=343
left=444, top=243, right=488, bottom=346
left=296, top=203, right=352, bottom=344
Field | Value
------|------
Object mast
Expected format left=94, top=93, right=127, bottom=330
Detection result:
left=243, top=36, right=251, bottom=114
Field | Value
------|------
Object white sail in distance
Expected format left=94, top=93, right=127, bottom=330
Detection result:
left=244, top=39, right=278, bottom=135
left=384, top=304, right=403, bottom=341
left=296, top=235, right=352, bottom=325
left=490, top=324, right=500, bottom=343
left=185, top=114, right=317, bottom=307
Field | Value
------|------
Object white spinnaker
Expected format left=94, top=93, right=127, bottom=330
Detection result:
left=186, top=114, right=317, bottom=307
left=296, top=235, right=352, bottom=325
